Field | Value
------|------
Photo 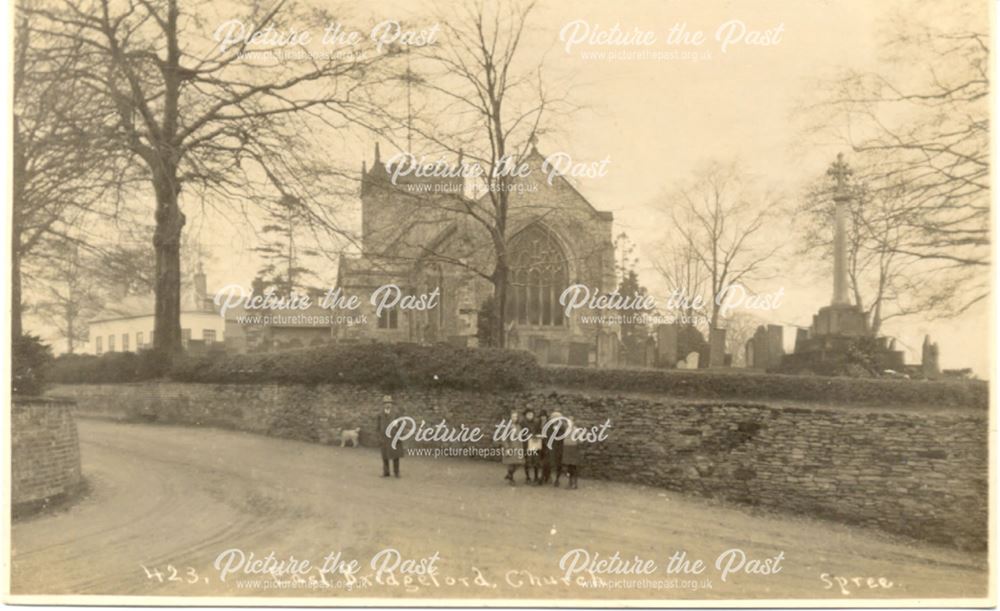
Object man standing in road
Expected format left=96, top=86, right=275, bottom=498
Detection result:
left=377, top=395, right=403, bottom=478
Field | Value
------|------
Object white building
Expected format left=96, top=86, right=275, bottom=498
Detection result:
left=86, top=267, right=225, bottom=355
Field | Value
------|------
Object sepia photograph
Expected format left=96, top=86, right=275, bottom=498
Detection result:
left=2, top=0, right=994, bottom=606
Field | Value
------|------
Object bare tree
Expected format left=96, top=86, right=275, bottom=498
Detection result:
left=31, top=243, right=104, bottom=354
left=659, top=160, right=782, bottom=330
left=613, top=232, right=639, bottom=284
left=91, top=220, right=212, bottom=298
left=800, top=0, right=988, bottom=312
left=24, top=0, right=392, bottom=354
left=719, top=311, right=761, bottom=368
left=373, top=0, right=575, bottom=347
left=653, top=240, right=708, bottom=326
left=12, top=13, right=123, bottom=339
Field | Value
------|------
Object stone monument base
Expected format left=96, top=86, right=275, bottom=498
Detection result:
left=780, top=334, right=905, bottom=375
left=812, top=303, right=870, bottom=336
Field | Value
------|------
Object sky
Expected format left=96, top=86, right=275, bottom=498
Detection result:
left=33, top=0, right=990, bottom=376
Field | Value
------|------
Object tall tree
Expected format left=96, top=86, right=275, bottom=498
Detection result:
left=253, top=194, right=321, bottom=297
left=613, top=232, right=649, bottom=365
left=659, top=160, right=782, bottom=330
left=617, top=269, right=650, bottom=367
left=86, top=218, right=212, bottom=298
left=718, top=311, right=761, bottom=368
left=386, top=0, right=572, bottom=347
left=12, top=13, right=121, bottom=339
left=613, top=232, right=639, bottom=284
left=24, top=0, right=390, bottom=355
left=654, top=239, right=708, bottom=326
left=31, top=243, right=104, bottom=354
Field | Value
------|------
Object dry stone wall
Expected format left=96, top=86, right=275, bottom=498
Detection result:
left=54, top=383, right=987, bottom=550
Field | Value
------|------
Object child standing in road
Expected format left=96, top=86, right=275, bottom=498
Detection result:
left=560, top=416, right=581, bottom=489
left=522, top=408, right=543, bottom=483
left=538, top=409, right=550, bottom=485
left=501, top=410, right=524, bottom=485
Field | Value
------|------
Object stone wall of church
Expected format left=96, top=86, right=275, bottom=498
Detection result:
left=505, top=151, right=616, bottom=298
left=502, top=151, right=617, bottom=356
left=57, top=382, right=987, bottom=550
left=348, top=149, right=618, bottom=354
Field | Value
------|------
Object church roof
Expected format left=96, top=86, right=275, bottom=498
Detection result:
left=475, top=146, right=613, bottom=221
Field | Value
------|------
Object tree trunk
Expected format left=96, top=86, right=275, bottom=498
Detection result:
left=152, top=170, right=185, bottom=356
left=491, top=262, right=508, bottom=348
left=11, top=232, right=22, bottom=339
left=66, top=304, right=74, bottom=354
left=870, top=301, right=882, bottom=336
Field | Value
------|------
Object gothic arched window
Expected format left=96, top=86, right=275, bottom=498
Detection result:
left=507, top=224, right=569, bottom=326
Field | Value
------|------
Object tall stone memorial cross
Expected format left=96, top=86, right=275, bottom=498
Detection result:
left=826, top=153, right=853, bottom=306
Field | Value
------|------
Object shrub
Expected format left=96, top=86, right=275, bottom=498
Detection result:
left=46, top=340, right=986, bottom=409
left=12, top=334, right=53, bottom=396
left=169, top=342, right=542, bottom=391
left=48, top=350, right=171, bottom=384
left=544, top=366, right=988, bottom=409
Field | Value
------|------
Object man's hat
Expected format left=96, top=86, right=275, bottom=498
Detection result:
left=382, top=395, right=393, bottom=404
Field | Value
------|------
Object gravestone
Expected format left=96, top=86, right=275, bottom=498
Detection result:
left=794, top=328, right=808, bottom=353
left=922, top=335, right=941, bottom=379
left=745, top=324, right=785, bottom=370
left=767, top=325, right=784, bottom=366
left=681, top=351, right=700, bottom=369
left=676, top=325, right=710, bottom=369
left=708, top=327, right=727, bottom=367
left=656, top=324, right=679, bottom=368
left=596, top=330, right=621, bottom=368
left=642, top=336, right=658, bottom=367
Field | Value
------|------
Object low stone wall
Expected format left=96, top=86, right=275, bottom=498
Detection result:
left=12, top=396, right=83, bottom=512
left=53, top=383, right=988, bottom=550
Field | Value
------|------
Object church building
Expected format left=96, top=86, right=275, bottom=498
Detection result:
left=336, top=142, right=620, bottom=366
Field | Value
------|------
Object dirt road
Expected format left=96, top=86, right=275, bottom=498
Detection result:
left=9, top=418, right=989, bottom=602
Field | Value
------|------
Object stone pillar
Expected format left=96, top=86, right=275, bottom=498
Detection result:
left=656, top=324, right=678, bottom=368
left=832, top=195, right=850, bottom=305
left=828, top=153, right=853, bottom=306
left=708, top=327, right=726, bottom=368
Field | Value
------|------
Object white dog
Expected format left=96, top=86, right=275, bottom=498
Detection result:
left=339, top=428, right=360, bottom=448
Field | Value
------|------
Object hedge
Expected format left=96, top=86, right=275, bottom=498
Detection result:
left=544, top=366, right=988, bottom=409
left=50, top=343, right=542, bottom=392
left=46, top=351, right=169, bottom=385
left=47, top=343, right=987, bottom=408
